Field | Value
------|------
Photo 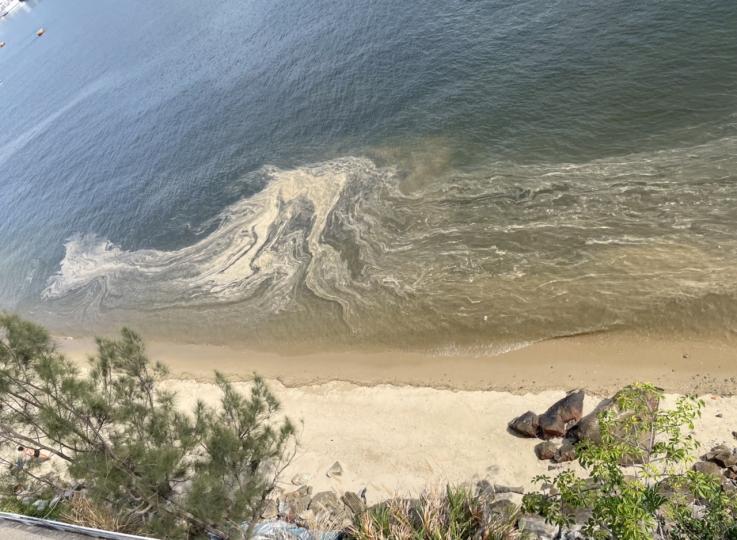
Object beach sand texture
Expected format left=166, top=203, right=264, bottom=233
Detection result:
left=57, top=334, right=737, bottom=503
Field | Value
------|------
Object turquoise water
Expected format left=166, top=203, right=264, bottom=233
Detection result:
left=1, top=0, right=737, bottom=350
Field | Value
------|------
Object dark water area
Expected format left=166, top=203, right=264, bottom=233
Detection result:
left=1, top=0, right=737, bottom=351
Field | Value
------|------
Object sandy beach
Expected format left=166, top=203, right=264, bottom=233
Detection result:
left=56, top=334, right=737, bottom=503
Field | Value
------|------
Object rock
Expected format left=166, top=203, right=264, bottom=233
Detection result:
left=567, top=388, right=659, bottom=465
left=342, top=491, right=365, bottom=516
left=554, top=440, right=577, bottom=463
left=550, top=390, right=585, bottom=423
left=538, top=390, right=585, bottom=439
left=476, top=479, right=494, bottom=497
left=295, top=508, right=316, bottom=529
left=535, top=441, right=558, bottom=461
left=538, top=414, right=567, bottom=439
left=487, top=499, right=517, bottom=521
left=493, top=483, right=525, bottom=495
left=279, top=485, right=312, bottom=518
left=290, top=473, right=309, bottom=486
left=517, top=514, right=558, bottom=539
left=703, top=445, right=737, bottom=468
left=21, top=496, right=32, bottom=506
left=493, top=491, right=523, bottom=506
left=260, top=499, right=278, bottom=519
left=693, top=460, right=724, bottom=479
left=31, top=499, right=47, bottom=512
left=309, top=491, right=350, bottom=528
left=309, top=491, right=342, bottom=514
left=326, top=461, right=343, bottom=478
left=508, top=411, right=540, bottom=438
left=732, top=431, right=737, bottom=441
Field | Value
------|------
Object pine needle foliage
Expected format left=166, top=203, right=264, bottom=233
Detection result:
left=0, top=314, right=295, bottom=539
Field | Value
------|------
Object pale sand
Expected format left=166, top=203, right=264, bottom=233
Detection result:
left=56, top=334, right=737, bottom=503
left=163, top=380, right=736, bottom=504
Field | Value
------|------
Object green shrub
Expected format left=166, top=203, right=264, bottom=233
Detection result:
left=523, top=383, right=737, bottom=540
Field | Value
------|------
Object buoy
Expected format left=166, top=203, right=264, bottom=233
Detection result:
left=36, top=27, right=45, bottom=37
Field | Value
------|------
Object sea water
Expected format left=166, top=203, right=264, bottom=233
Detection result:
left=1, top=0, right=737, bottom=350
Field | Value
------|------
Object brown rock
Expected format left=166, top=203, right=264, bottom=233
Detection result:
left=703, top=445, right=737, bottom=468
left=508, top=411, right=540, bottom=438
left=535, top=441, right=558, bottom=461
left=551, top=389, right=585, bottom=423
left=539, top=390, right=585, bottom=439
left=693, top=460, right=724, bottom=479
left=566, top=398, right=613, bottom=444
left=554, top=440, right=577, bottom=463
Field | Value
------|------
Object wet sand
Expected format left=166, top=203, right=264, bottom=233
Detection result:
left=58, top=331, right=737, bottom=395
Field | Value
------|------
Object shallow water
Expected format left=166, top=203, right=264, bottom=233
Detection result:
left=1, top=0, right=737, bottom=350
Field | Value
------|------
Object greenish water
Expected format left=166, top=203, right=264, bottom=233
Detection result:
left=1, top=0, right=737, bottom=351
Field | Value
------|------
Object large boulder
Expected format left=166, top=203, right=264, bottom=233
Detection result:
left=508, top=411, right=540, bottom=438
left=538, top=390, right=585, bottom=439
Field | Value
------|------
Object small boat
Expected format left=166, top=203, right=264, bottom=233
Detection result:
left=0, top=42, right=5, bottom=48
left=36, top=27, right=45, bottom=37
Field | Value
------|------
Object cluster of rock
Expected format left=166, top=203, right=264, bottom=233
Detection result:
left=694, top=443, right=737, bottom=491
left=508, top=387, right=665, bottom=467
left=508, top=389, right=586, bottom=463
left=252, top=461, right=361, bottom=537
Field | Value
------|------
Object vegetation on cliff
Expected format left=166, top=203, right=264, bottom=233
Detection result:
left=0, top=314, right=295, bottom=539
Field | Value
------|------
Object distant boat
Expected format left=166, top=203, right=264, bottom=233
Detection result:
left=0, top=42, right=5, bottom=48
left=36, top=27, right=44, bottom=37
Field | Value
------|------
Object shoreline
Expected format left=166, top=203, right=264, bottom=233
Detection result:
left=57, top=331, right=737, bottom=395
left=49, top=332, right=737, bottom=502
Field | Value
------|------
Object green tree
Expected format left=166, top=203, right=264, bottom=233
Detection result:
left=523, top=383, right=737, bottom=539
left=0, top=314, right=295, bottom=539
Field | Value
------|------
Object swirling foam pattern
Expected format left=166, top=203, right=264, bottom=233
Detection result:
left=41, top=138, right=737, bottom=347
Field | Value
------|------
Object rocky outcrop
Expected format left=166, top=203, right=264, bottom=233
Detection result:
left=697, top=444, right=737, bottom=481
